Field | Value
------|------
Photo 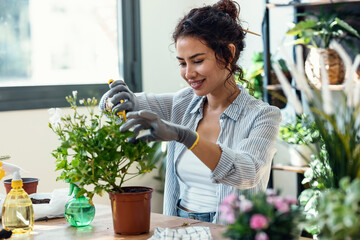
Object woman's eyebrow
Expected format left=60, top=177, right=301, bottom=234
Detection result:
left=176, top=53, right=206, bottom=60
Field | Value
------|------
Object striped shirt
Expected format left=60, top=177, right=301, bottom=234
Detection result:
left=135, top=84, right=281, bottom=224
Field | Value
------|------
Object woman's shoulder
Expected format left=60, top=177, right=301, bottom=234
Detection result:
left=173, top=87, right=199, bottom=103
left=239, top=87, right=281, bottom=118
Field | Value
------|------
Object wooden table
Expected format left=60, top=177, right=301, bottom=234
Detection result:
left=28, top=205, right=311, bottom=239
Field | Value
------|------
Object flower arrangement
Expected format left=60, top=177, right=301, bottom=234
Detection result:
left=49, top=91, right=157, bottom=201
left=219, top=190, right=303, bottom=240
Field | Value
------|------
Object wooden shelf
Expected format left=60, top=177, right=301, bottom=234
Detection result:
left=314, top=84, right=344, bottom=91
left=272, top=164, right=310, bottom=174
left=267, top=84, right=345, bottom=91
left=267, top=0, right=360, bottom=8
left=266, top=84, right=283, bottom=91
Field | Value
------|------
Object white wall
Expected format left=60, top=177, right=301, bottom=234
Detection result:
left=0, top=0, right=298, bottom=215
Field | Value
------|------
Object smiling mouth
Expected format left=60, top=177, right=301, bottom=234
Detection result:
left=189, top=79, right=205, bottom=89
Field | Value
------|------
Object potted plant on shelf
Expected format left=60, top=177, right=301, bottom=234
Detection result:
left=273, top=42, right=360, bottom=238
left=219, top=190, right=304, bottom=240
left=279, top=114, right=321, bottom=166
left=49, top=91, right=157, bottom=235
left=286, top=10, right=360, bottom=87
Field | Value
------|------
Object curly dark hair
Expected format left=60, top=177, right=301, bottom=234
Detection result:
left=173, top=0, right=246, bottom=84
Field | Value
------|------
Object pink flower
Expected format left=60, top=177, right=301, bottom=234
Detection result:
left=266, top=195, right=277, bottom=205
left=222, top=194, right=237, bottom=205
left=224, top=212, right=236, bottom=224
left=265, top=189, right=276, bottom=196
left=219, top=195, right=237, bottom=224
left=284, top=196, right=298, bottom=205
left=239, top=199, right=253, bottom=212
left=255, top=232, right=269, bottom=240
left=274, top=197, right=290, bottom=213
left=250, top=214, right=268, bottom=230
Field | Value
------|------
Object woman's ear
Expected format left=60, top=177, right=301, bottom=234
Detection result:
left=228, top=43, right=236, bottom=59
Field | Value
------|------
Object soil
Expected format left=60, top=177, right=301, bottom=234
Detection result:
left=121, top=187, right=151, bottom=193
left=31, top=198, right=50, bottom=204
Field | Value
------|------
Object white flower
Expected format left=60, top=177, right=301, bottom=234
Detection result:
left=48, top=108, right=62, bottom=128
left=72, top=91, right=78, bottom=98
left=79, top=99, right=85, bottom=104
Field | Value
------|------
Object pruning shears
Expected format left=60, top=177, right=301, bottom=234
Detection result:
left=108, top=79, right=127, bottom=121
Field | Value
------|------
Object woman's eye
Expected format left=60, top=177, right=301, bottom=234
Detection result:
left=194, top=60, right=203, bottom=64
left=179, top=62, right=186, bottom=66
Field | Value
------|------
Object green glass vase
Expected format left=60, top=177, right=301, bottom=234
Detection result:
left=64, top=183, right=95, bottom=227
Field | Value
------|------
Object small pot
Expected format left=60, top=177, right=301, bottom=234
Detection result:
left=4, top=178, right=39, bottom=194
left=288, top=144, right=314, bottom=167
left=109, top=186, right=153, bottom=235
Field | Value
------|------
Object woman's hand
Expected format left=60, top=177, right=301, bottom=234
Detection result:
left=120, top=110, right=198, bottom=149
left=99, top=79, right=139, bottom=116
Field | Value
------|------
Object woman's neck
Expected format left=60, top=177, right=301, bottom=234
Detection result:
left=206, top=79, right=240, bottom=112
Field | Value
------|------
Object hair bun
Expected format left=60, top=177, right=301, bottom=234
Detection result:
left=213, top=0, right=240, bottom=21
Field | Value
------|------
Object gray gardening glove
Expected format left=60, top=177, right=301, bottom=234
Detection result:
left=119, top=110, right=198, bottom=149
left=99, top=79, right=139, bottom=116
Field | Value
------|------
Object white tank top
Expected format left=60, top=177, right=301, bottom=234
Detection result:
left=176, top=149, right=217, bottom=212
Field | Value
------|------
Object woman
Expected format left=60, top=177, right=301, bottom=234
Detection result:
left=100, top=0, right=281, bottom=224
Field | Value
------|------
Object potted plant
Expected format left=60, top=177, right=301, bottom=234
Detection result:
left=279, top=114, right=321, bottom=166
left=286, top=10, right=360, bottom=86
left=273, top=43, right=360, bottom=237
left=219, top=190, right=304, bottom=240
left=49, top=91, right=157, bottom=235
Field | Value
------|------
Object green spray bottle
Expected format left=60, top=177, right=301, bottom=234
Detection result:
left=64, top=181, right=95, bottom=227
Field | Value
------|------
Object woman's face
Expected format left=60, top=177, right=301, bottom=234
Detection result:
left=176, top=36, right=230, bottom=97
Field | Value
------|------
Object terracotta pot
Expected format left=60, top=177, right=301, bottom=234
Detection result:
left=4, top=177, right=39, bottom=194
left=108, top=186, right=153, bottom=235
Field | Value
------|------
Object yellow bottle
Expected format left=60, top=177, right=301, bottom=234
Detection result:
left=2, top=171, right=34, bottom=235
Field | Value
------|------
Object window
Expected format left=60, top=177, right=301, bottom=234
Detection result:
left=0, top=0, right=141, bottom=111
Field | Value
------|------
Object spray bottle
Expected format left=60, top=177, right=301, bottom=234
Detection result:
left=64, top=181, right=95, bottom=227
left=0, top=162, right=34, bottom=235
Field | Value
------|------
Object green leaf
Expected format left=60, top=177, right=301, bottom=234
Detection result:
left=286, top=19, right=317, bottom=35
left=334, top=17, right=360, bottom=38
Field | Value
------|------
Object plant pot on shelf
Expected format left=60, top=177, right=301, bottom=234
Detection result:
left=4, top=178, right=39, bottom=195
left=109, top=186, right=153, bottom=235
left=288, top=144, right=314, bottom=167
left=305, top=48, right=345, bottom=88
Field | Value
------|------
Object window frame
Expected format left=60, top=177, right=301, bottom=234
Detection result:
left=0, top=0, right=142, bottom=111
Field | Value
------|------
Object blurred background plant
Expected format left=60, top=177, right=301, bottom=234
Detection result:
left=240, top=52, right=290, bottom=109
left=309, top=177, right=360, bottom=240
left=274, top=42, right=360, bottom=238
left=279, top=114, right=321, bottom=145
left=0, top=155, right=11, bottom=161
left=286, top=9, right=360, bottom=49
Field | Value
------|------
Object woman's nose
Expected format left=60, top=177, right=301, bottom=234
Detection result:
left=185, top=66, right=196, bottom=79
